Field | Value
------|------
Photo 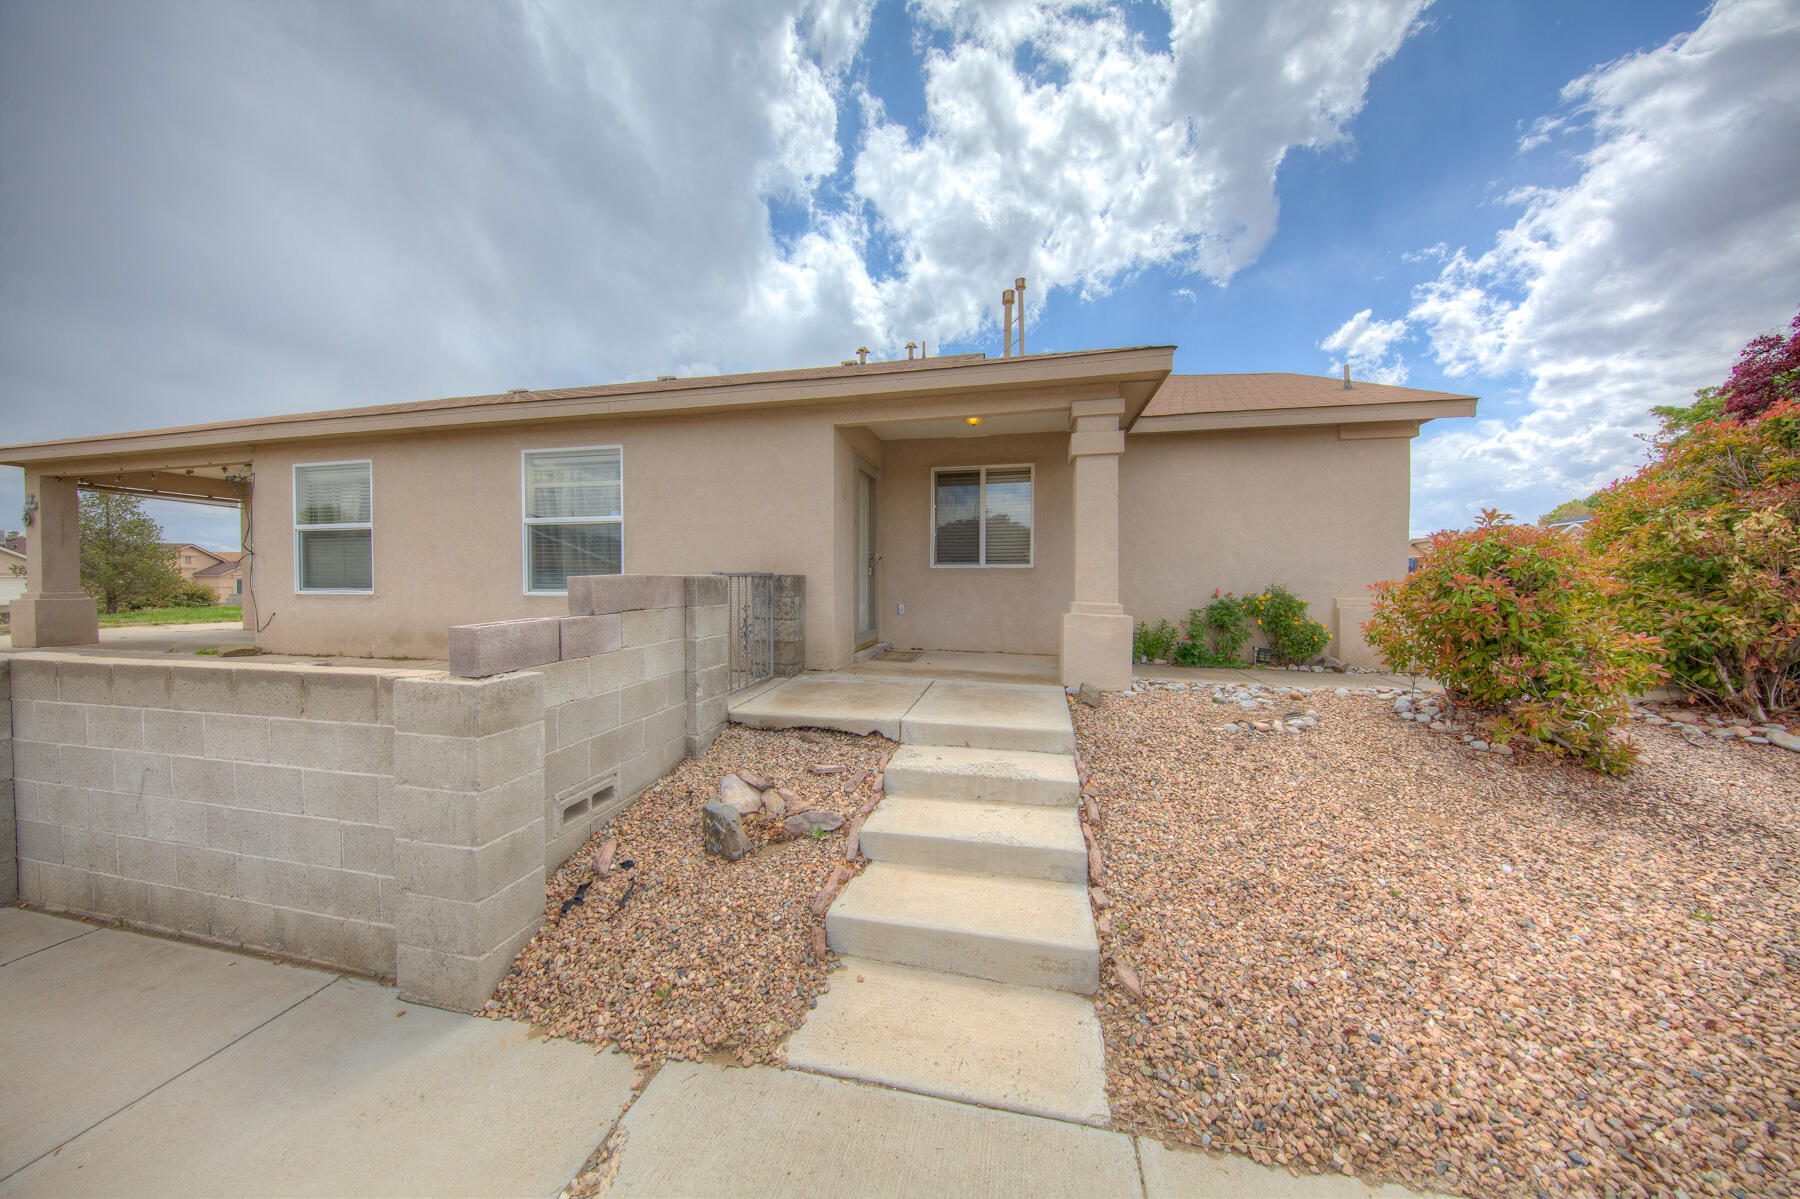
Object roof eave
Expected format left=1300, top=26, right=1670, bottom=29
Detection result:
left=1130, top=396, right=1477, bottom=434
left=0, top=346, right=1176, bottom=468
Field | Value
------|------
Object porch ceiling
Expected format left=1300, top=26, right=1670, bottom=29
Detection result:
left=860, top=410, right=1069, bottom=441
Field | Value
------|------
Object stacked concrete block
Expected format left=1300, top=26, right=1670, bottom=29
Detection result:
left=391, top=672, right=548, bottom=1011
left=773, top=574, right=806, bottom=676
left=567, top=573, right=683, bottom=616
left=448, top=618, right=562, bottom=679
left=683, top=576, right=730, bottom=757
left=1, top=660, right=14, bottom=904
left=8, top=655, right=401, bottom=976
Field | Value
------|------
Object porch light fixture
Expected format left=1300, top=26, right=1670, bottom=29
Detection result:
left=965, top=417, right=982, bottom=426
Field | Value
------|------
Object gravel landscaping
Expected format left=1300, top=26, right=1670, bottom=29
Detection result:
left=482, top=725, right=887, bottom=1066
left=1077, top=685, right=1800, bottom=1197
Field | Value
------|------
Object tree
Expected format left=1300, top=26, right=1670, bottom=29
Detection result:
left=1650, top=385, right=1730, bottom=443
left=1720, top=308, right=1800, bottom=423
left=80, top=492, right=180, bottom=613
left=1537, top=498, right=1595, bottom=525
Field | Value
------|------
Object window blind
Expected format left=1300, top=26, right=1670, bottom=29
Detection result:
left=299, top=529, right=373, bottom=591
left=295, top=462, right=371, bottom=525
left=983, top=466, right=1033, bottom=565
left=525, top=447, right=621, bottom=520
left=933, top=470, right=981, bottom=565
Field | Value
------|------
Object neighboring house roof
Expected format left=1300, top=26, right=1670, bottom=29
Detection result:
left=194, top=554, right=243, bottom=577
left=1543, top=515, right=1592, bottom=532
left=0, top=544, right=23, bottom=562
left=2, top=534, right=23, bottom=556
left=1136, top=373, right=1477, bottom=433
left=168, top=542, right=226, bottom=563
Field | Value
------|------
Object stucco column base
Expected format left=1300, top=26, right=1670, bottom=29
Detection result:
left=1061, top=607, right=1133, bottom=692
left=8, top=594, right=99, bottom=648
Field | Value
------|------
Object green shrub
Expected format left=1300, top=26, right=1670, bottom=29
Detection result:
left=1587, top=399, right=1799, bottom=720
left=1169, top=591, right=1252, bottom=666
left=1133, top=618, right=1179, bottom=663
left=165, top=581, right=219, bottom=608
left=1242, top=585, right=1331, bottom=665
left=1365, top=511, right=1665, bottom=775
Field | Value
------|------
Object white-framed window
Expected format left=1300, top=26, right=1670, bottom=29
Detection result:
left=293, top=460, right=373, bottom=593
left=522, top=445, right=623, bottom=594
left=931, top=464, right=1033, bottom=567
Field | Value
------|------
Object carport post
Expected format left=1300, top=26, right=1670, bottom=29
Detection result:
left=10, top=472, right=98, bottom=648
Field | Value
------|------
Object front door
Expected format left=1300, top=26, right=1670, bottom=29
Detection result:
left=855, top=466, right=879, bottom=649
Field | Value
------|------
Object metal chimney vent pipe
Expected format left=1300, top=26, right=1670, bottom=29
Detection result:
left=1342, top=363, right=1352, bottom=389
left=1015, top=276, right=1027, bottom=355
left=905, top=341, right=917, bottom=360
left=856, top=346, right=869, bottom=365
left=1002, top=290, right=1015, bottom=357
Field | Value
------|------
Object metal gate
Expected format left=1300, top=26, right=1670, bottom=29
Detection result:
left=716, top=572, right=774, bottom=691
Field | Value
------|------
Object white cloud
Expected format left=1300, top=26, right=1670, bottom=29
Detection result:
left=1396, top=0, right=1800, bottom=531
left=1321, top=308, right=1411, bottom=384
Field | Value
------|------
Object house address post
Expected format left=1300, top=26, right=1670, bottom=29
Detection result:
left=1061, top=397, right=1132, bottom=690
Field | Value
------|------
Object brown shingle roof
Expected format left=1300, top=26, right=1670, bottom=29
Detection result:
left=1144, top=373, right=1477, bottom=418
left=194, top=553, right=242, bottom=576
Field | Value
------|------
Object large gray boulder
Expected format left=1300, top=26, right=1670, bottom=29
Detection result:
left=702, top=802, right=751, bottom=861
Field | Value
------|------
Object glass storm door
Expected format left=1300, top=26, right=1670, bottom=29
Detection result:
left=856, top=468, right=878, bottom=648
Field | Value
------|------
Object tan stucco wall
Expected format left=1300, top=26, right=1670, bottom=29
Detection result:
left=875, top=432, right=1073, bottom=656
left=245, top=390, right=1073, bottom=664
left=1118, top=426, right=1412, bottom=666
left=249, top=408, right=840, bottom=662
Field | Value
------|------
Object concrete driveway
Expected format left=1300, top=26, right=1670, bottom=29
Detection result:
left=0, top=908, right=635, bottom=1196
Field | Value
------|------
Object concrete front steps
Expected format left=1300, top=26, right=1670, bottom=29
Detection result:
left=783, top=957, right=1109, bottom=1127
left=859, top=796, right=1086, bottom=883
left=786, top=680, right=1107, bottom=1127
left=827, top=862, right=1098, bottom=992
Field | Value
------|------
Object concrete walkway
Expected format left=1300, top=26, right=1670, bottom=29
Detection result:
left=0, top=907, right=636, bottom=1196
left=607, top=1060, right=1424, bottom=1198
left=1, top=908, right=1425, bottom=1197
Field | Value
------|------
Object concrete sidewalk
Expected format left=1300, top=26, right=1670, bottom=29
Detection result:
left=0, top=908, right=636, bottom=1196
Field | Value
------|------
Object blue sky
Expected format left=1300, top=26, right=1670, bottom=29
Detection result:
left=2, top=0, right=1797, bottom=549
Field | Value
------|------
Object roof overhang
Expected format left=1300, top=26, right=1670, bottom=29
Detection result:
left=1, top=346, right=1175, bottom=473
left=1131, top=396, right=1477, bottom=434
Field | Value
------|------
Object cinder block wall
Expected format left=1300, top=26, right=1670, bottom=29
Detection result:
left=5, top=574, right=732, bottom=1011
left=773, top=574, right=805, bottom=677
left=9, top=656, right=406, bottom=974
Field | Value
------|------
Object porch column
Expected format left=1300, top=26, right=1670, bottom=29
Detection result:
left=10, top=473, right=98, bottom=648
left=1061, top=398, right=1132, bottom=690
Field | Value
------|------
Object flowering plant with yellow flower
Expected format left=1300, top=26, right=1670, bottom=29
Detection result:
left=1241, top=584, right=1330, bottom=665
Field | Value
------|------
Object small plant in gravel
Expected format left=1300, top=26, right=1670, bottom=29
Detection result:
left=1366, top=511, right=1665, bottom=775
left=1134, top=617, right=1179, bottom=663
left=1242, top=585, right=1331, bottom=665
left=1171, top=590, right=1253, bottom=667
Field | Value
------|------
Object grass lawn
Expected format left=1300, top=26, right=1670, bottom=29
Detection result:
left=96, top=606, right=243, bottom=628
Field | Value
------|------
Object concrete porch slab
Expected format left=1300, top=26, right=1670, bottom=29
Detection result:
left=0, top=907, right=94, bottom=966
left=608, top=1060, right=1141, bottom=1198
left=900, top=680, right=1076, bottom=754
left=0, top=919, right=334, bottom=1179
left=728, top=672, right=931, bottom=738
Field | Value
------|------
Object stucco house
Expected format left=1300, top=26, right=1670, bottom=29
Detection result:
left=171, top=543, right=246, bottom=602
left=0, top=540, right=24, bottom=608
left=2, top=345, right=1474, bottom=687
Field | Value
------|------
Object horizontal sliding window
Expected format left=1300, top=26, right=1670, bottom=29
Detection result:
left=523, top=446, right=623, bottom=593
left=294, top=461, right=372, bottom=593
left=932, top=464, right=1033, bottom=567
